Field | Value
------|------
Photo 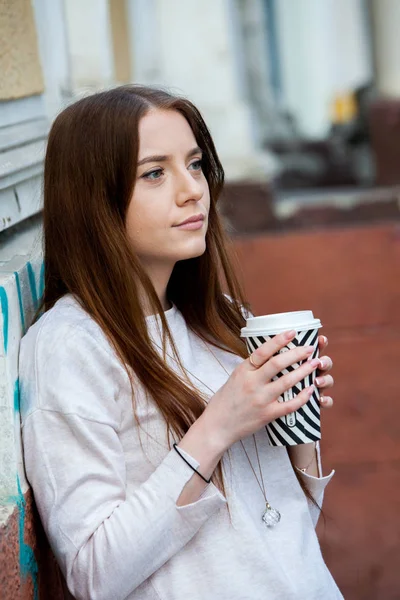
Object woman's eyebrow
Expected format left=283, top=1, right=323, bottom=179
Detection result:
left=137, top=146, right=202, bottom=167
left=186, top=146, right=202, bottom=159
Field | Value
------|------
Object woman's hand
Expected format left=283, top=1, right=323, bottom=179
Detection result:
left=203, top=331, right=321, bottom=453
left=178, top=332, right=332, bottom=497
left=315, top=335, right=334, bottom=408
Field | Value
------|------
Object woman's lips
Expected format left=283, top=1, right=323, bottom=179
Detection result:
left=173, top=214, right=205, bottom=230
left=174, top=219, right=204, bottom=230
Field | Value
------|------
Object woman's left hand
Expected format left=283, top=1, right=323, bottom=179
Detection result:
left=315, top=335, right=334, bottom=408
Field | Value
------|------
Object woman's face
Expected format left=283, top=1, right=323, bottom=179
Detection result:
left=126, top=109, right=210, bottom=271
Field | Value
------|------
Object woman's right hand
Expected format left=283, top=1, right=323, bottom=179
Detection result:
left=203, top=330, right=320, bottom=453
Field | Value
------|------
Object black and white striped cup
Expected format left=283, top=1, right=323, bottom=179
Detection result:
left=241, top=311, right=323, bottom=447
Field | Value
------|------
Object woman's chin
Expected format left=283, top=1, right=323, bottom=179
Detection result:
left=176, top=241, right=207, bottom=262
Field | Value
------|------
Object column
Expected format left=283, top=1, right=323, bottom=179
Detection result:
left=370, top=0, right=400, bottom=96
left=275, top=0, right=372, bottom=138
left=127, top=0, right=277, bottom=181
left=63, top=0, right=115, bottom=92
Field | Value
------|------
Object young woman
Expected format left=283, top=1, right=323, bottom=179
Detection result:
left=19, top=85, right=342, bottom=599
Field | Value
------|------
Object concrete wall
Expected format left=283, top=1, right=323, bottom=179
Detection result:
left=0, top=218, right=69, bottom=599
left=0, top=0, right=63, bottom=594
left=0, top=219, right=66, bottom=598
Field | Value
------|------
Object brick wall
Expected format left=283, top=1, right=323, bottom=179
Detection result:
left=233, top=222, right=400, bottom=599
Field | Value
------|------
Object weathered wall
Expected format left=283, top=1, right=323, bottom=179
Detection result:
left=233, top=222, right=400, bottom=599
left=0, top=219, right=65, bottom=599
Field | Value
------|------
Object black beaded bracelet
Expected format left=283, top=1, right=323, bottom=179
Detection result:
left=173, top=443, right=211, bottom=484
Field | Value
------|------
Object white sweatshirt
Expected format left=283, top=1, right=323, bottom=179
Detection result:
left=19, top=294, right=343, bottom=600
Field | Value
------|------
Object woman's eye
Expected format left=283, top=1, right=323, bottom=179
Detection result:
left=142, top=168, right=163, bottom=181
left=189, top=159, right=202, bottom=171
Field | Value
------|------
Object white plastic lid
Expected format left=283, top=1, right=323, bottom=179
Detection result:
left=240, top=310, right=322, bottom=337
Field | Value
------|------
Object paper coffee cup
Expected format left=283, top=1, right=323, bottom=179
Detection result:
left=241, top=311, right=323, bottom=447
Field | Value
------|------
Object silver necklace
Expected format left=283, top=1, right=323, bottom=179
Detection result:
left=204, top=343, right=281, bottom=528
left=153, top=338, right=281, bottom=528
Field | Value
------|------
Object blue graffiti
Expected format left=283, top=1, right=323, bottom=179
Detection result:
left=27, top=262, right=39, bottom=312
left=1, top=260, right=44, bottom=594
left=14, top=271, right=26, bottom=335
left=16, top=476, right=39, bottom=599
left=0, top=261, right=44, bottom=357
left=0, top=286, right=8, bottom=354
left=6, top=476, right=39, bottom=599
left=14, top=378, right=20, bottom=413
left=39, top=262, right=45, bottom=300
left=10, top=383, right=39, bottom=596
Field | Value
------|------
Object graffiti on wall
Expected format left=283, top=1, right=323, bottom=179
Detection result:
left=0, top=260, right=44, bottom=353
left=0, top=259, right=44, bottom=599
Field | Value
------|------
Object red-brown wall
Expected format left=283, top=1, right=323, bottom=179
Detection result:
left=0, top=488, right=65, bottom=599
left=233, top=222, right=400, bottom=599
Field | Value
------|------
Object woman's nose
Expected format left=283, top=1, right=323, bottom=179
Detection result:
left=175, top=171, right=204, bottom=204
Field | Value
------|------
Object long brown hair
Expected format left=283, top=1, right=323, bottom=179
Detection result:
left=37, top=84, right=318, bottom=509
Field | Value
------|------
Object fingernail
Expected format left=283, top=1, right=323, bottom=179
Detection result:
left=320, top=359, right=327, bottom=369
left=305, top=346, right=314, bottom=355
left=315, top=377, right=324, bottom=386
left=309, top=358, right=321, bottom=368
left=285, top=330, right=296, bottom=339
left=307, top=385, right=315, bottom=396
left=322, top=336, right=328, bottom=344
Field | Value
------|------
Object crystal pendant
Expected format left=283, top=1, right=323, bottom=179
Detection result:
left=262, top=503, right=281, bottom=528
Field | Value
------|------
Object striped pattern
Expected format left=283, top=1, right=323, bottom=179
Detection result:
left=245, top=329, right=321, bottom=446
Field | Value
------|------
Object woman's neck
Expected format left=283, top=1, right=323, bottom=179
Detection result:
left=140, top=261, right=174, bottom=314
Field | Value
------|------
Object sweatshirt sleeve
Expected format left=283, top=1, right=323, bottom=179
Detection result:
left=295, top=441, right=335, bottom=528
left=19, top=320, right=226, bottom=600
